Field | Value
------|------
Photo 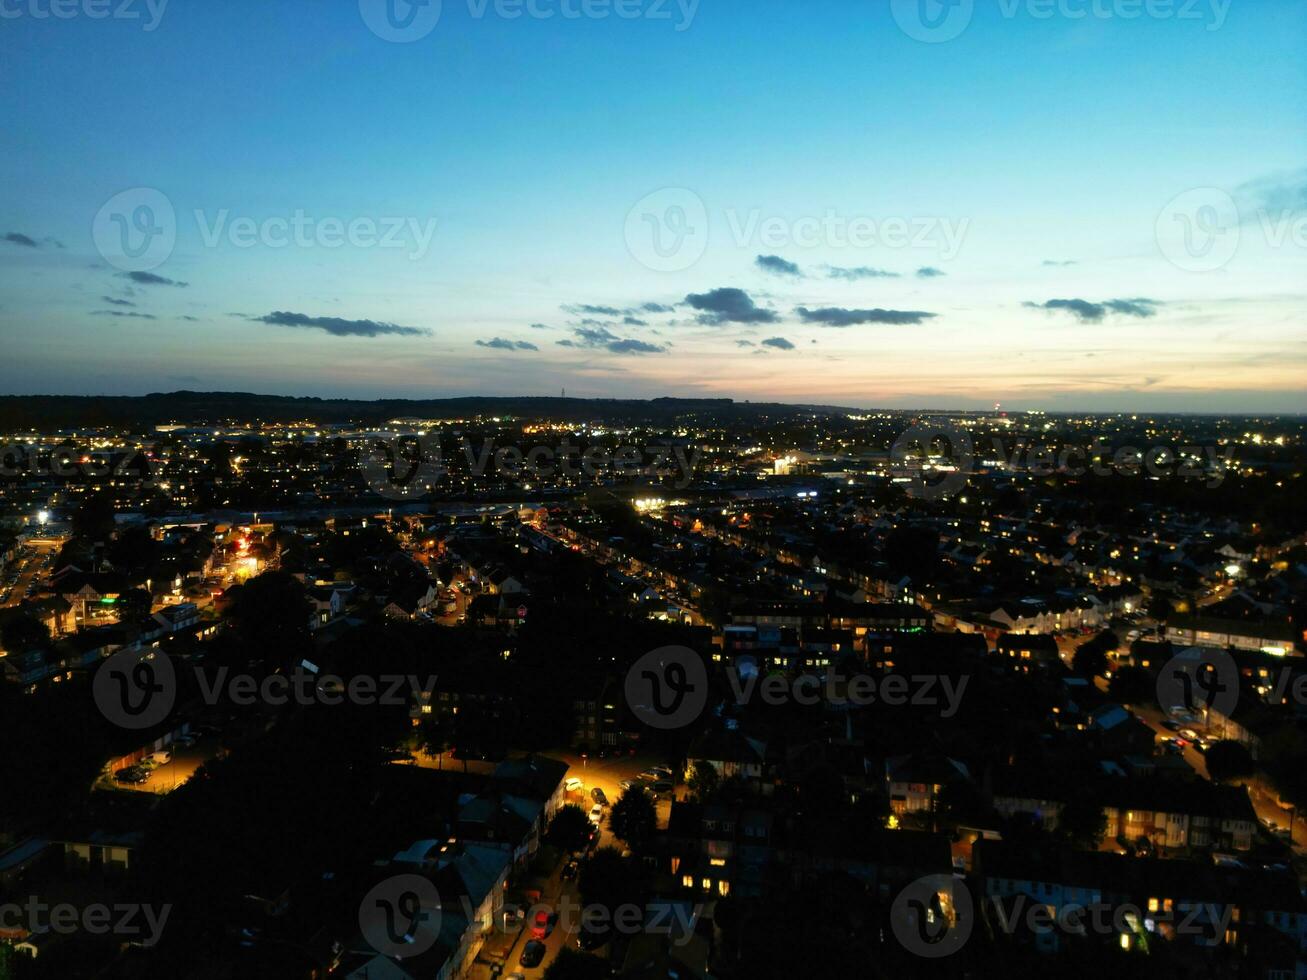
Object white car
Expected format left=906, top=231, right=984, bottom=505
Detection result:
left=589, top=804, right=604, bottom=824
left=565, top=777, right=584, bottom=792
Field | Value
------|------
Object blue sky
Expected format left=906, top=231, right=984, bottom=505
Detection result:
left=1, top=0, right=1304, bottom=410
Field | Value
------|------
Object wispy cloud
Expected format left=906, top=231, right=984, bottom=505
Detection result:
left=476, top=337, right=539, bottom=351
left=795, top=306, right=936, bottom=326
left=1024, top=297, right=1160, bottom=323
left=825, top=265, right=900, bottom=281
left=121, top=271, right=188, bottom=287
left=254, top=311, right=431, bottom=337
left=755, top=254, right=802, bottom=277
left=916, top=266, right=946, bottom=278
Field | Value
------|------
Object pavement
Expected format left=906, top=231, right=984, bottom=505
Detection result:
left=105, top=734, right=222, bottom=795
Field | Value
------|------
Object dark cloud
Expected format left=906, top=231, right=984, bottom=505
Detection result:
left=684, top=287, right=779, bottom=325
left=255, top=311, right=431, bottom=337
left=795, top=306, right=936, bottom=326
left=755, top=254, right=802, bottom=277
left=4, top=232, right=38, bottom=247
left=529, top=322, right=551, bottom=330
left=825, top=265, right=900, bottom=280
left=179, top=315, right=200, bottom=322
left=565, top=303, right=623, bottom=317
left=574, top=325, right=620, bottom=346
left=916, top=266, right=946, bottom=278
left=564, top=301, right=674, bottom=319
left=121, top=271, right=188, bottom=287
left=606, top=339, right=664, bottom=354
left=1024, top=297, right=1160, bottom=323
left=561, top=325, right=665, bottom=354
left=476, top=337, right=538, bottom=351
left=100, top=296, right=136, bottom=307
left=623, top=316, right=648, bottom=327
left=92, top=310, right=157, bottom=319
left=761, top=336, right=795, bottom=350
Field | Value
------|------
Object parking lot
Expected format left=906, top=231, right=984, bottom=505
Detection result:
left=105, top=733, right=223, bottom=795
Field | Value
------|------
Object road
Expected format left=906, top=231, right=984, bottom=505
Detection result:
left=1, top=540, right=58, bottom=608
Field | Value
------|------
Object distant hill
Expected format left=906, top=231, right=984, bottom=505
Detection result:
left=0, top=391, right=861, bottom=430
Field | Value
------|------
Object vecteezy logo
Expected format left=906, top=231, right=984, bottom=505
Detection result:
left=92, top=188, right=177, bottom=273
left=624, top=187, right=709, bottom=273
left=891, top=874, right=973, bottom=958
left=1156, top=647, right=1238, bottom=718
left=625, top=645, right=708, bottom=730
left=359, top=434, right=444, bottom=501
left=93, top=650, right=177, bottom=730
left=890, top=419, right=973, bottom=502
left=1155, top=187, right=1241, bottom=273
left=359, top=0, right=442, bottom=42
left=359, top=874, right=443, bottom=957
left=890, top=0, right=975, bottom=43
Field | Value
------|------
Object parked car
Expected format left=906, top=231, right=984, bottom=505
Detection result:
left=650, top=766, right=674, bottom=780
left=638, top=769, right=661, bottom=781
left=619, top=779, right=635, bottom=792
left=590, top=787, right=608, bottom=806
left=589, top=804, right=604, bottom=824
left=565, top=777, right=584, bottom=792
left=520, top=941, right=546, bottom=968
left=114, top=767, right=148, bottom=784
left=651, top=780, right=674, bottom=797
left=531, top=910, right=555, bottom=940
left=561, top=860, right=579, bottom=881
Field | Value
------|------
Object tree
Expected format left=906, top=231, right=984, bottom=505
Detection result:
left=1108, top=665, right=1154, bottom=705
left=544, top=949, right=609, bottom=980
left=547, top=804, right=592, bottom=853
left=1146, top=594, right=1173, bottom=621
left=578, top=847, right=650, bottom=915
left=1205, top=740, right=1255, bottom=782
left=1071, top=642, right=1108, bottom=679
left=0, top=614, right=49, bottom=654
left=1057, top=794, right=1107, bottom=848
left=686, top=761, right=720, bottom=803
left=608, top=786, right=657, bottom=852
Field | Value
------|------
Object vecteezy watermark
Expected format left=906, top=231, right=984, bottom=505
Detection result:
left=1156, top=647, right=1239, bottom=718
left=360, top=0, right=697, bottom=43
left=359, top=875, right=443, bottom=958
left=0, top=0, right=169, bottom=30
left=494, top=896, right=703, bottom=946
left=0, top=443, right=155, bottom=485
left=625, top=645, right=709, bottom=730
left=92, top=188, right=440, bottom=271
left=724, top=659, right=970, bottom=718
left=890, top=419, right=974, bottom=502
left=1156, top=185, right=1307, bottom=272
left=624, top=187, right=968, bottom=272
left=359, top=435, right=703, bottom=500
left=985, top=438, right=1233, bottom=488
left=93, top=650, right=439, bottom=729
left=93, top=188, right=177, bottom=273
left=986, top=894, right=1230, bottom=947
left=0, top=898, right=172, bottom=946
left=891, top=874, right=973, bottom=958
left=891, top=0, right=1230, bottom=44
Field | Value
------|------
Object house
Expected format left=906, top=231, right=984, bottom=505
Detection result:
left=687, top=730, right=767, bottom=782
left=886, top=753, right=970, bottom=816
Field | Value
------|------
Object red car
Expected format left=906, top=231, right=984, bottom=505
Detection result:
left=531, top=910, right=554, bottom=939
